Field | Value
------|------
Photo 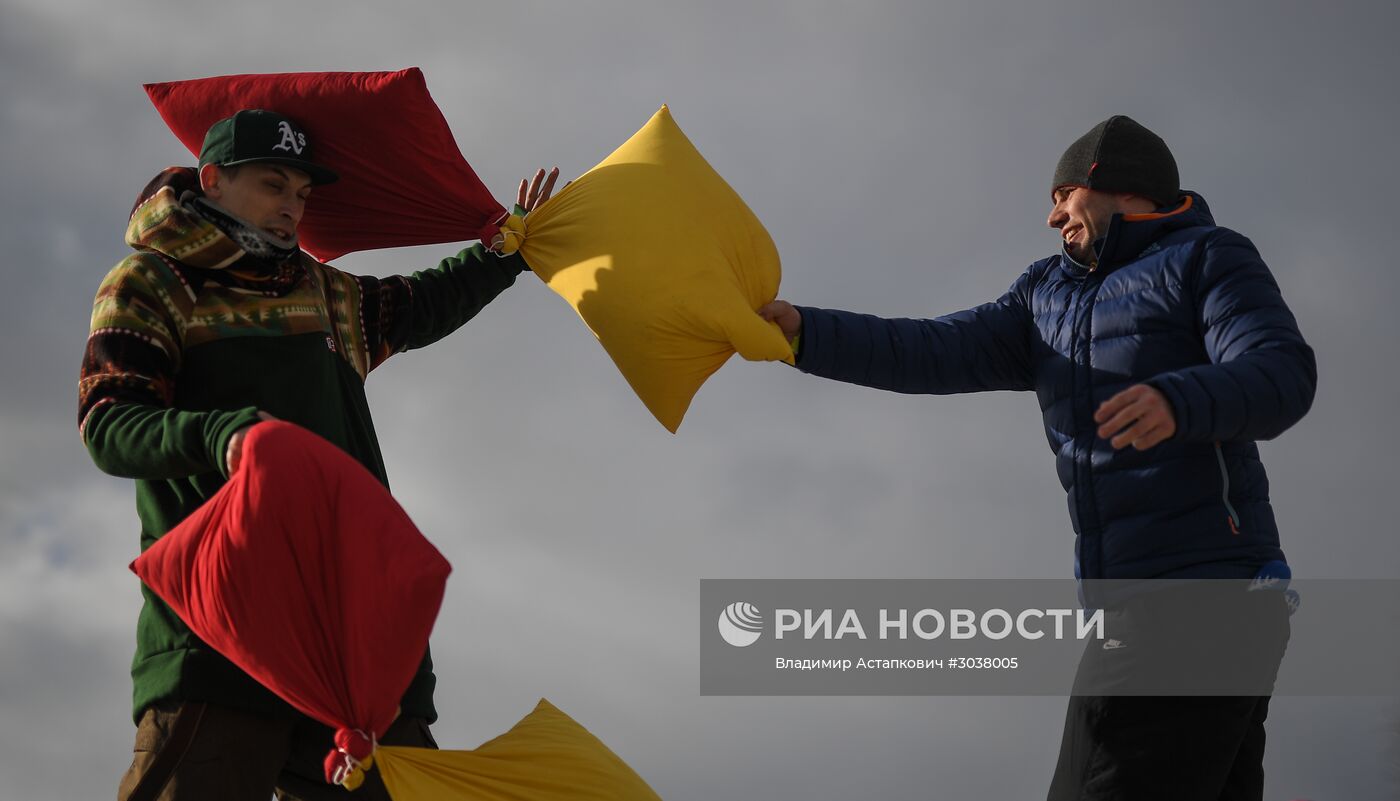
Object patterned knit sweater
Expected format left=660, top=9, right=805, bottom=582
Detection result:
left=80, top=167, right=526, bottom=723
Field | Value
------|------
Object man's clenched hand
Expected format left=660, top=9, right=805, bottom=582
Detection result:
left=758, top=300, right=802, bottom=345
left=1094, top=384, right=1176, bottom=450
left=226, top=411, right=278, bottom=475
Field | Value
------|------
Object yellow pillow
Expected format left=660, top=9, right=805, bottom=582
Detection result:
left=375, top=698, right=663, bottom=800
left=509, top=106, right=793, bottom=432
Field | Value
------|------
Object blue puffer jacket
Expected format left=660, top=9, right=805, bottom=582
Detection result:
left=795, top=192, right=1317, bottom=580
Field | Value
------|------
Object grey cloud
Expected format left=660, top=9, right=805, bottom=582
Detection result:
left=3, top=0, right=1398, bottom=798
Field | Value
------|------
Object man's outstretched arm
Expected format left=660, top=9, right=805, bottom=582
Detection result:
left=759, top=270, right=1037, bottom=395
left=361, top=168, right=560, bottom=369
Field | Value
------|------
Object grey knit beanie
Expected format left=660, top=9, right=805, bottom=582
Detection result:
left=1052, top=116, right=1179, bottom=208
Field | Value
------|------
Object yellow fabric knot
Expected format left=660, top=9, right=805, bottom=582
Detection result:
left=490, top=213, right=527, bottom=255
left=341, top=754, right=374, bottom=791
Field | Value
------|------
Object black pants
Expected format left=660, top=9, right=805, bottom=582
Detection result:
left=1048, top=694, right=1272, bottom=801
left=1048, top=585, right=1290, bottom=800
left=117, top=702, right=437, bottom=801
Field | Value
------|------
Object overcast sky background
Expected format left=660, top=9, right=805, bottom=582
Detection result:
left=3, top=0, right=1398, bottom=798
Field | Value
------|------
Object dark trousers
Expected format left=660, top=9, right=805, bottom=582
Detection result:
left=1048, top=694, right=1272, bottom=801
left=1048, top=584, right=1290, bottom=800
left=117, top=702, right=437, bottom=801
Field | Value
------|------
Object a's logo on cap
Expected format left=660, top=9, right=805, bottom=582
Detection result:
left=718, top=602, right=763, bottom=647
left=272, top=120, right=307, bottom=155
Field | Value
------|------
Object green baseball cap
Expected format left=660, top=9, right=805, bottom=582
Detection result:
left=198, top=109, right=339, bottom=185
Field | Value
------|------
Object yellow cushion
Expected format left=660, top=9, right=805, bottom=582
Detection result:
left=514, top=106, right=793, bottom=432
left=375, top=699, right=662, bottom=800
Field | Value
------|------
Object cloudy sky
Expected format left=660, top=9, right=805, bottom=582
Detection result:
left=3, top=0, right=1398, bottom=798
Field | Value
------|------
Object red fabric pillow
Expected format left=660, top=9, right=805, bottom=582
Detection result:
left=130, top=421, right=451, bottom=768
left=145, top=68, right=506, bottom=262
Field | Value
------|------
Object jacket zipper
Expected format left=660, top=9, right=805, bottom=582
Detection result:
left=1069, top=267, right=1105, bottom=578
left=1214, top=441, right=1242, bottom=534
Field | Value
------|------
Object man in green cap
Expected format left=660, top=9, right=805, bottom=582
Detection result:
left=80, top=108, right=558, bottom=801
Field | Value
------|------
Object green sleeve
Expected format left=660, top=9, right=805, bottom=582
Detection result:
left=80, top=255, right=262, bottom=480
left=84, top=402, right=264, bottom=480
left=400, top=244, right=527, bottom=352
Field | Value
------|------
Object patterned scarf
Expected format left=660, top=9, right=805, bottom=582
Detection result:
left=189, top=196, right=301, bottom=263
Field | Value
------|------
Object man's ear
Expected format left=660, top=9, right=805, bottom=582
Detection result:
left=198, top=163, right=223, bottom=198
left=1117, top=193, right=1157, bottom=214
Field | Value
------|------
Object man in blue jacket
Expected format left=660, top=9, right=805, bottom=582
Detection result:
left=759, top=115, right=1316, bottom=800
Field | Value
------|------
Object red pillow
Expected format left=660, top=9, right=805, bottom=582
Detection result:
left=145, top=68, right=506, bottom=262
left=130, top=421, right=451, bottom=774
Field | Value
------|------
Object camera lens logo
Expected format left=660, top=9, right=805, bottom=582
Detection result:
left=718, top=602, right=764, bottom=647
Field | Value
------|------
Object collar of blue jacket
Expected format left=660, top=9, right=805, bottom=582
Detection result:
left=1065, top=190, right=1213, bottom=275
